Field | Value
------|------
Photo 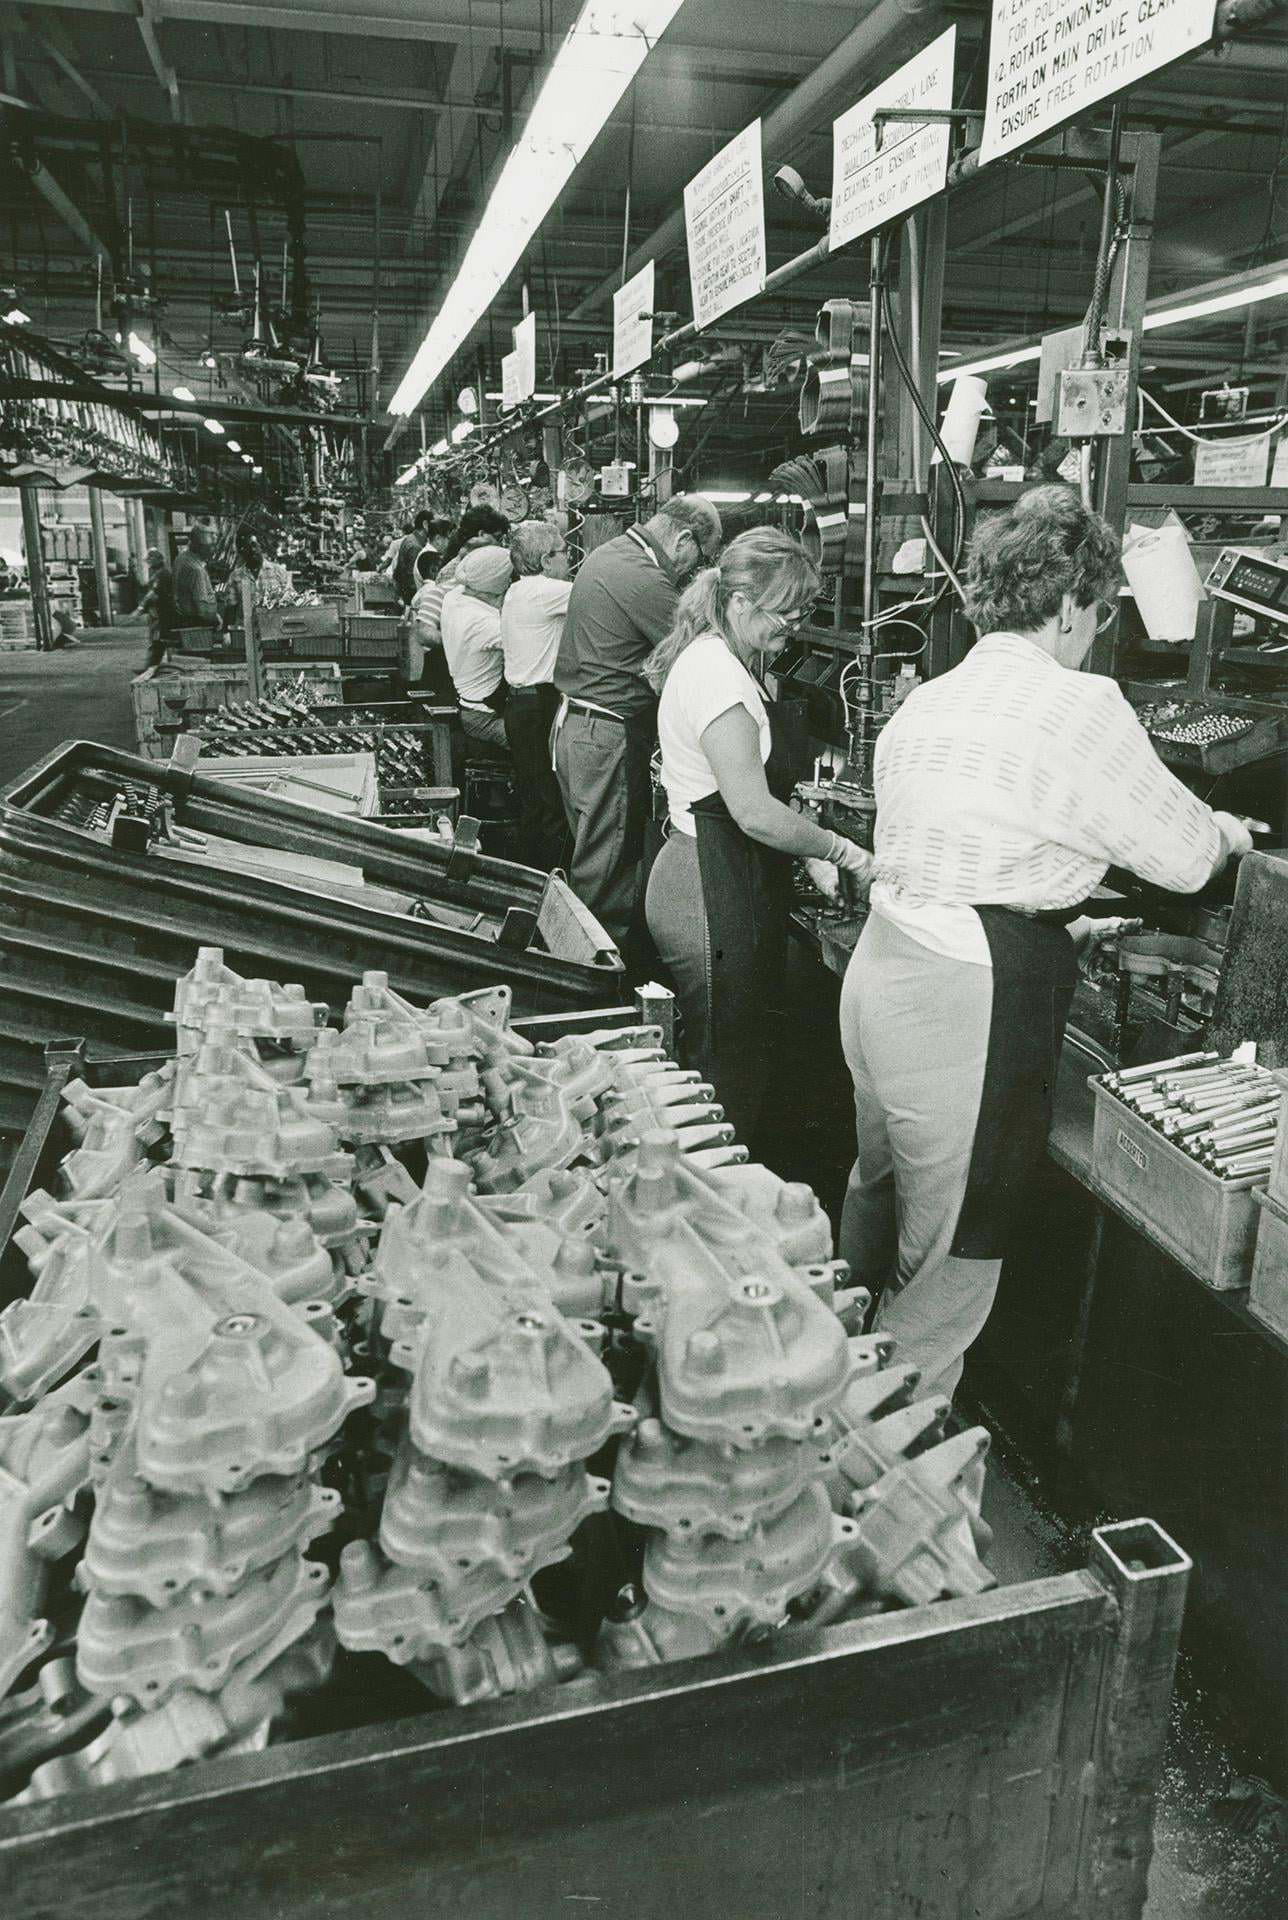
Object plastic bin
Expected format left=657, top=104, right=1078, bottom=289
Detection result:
left=1089, top=1077, right=1265, bottom=1290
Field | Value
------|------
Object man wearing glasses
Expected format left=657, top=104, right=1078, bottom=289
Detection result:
left=552, top=493, right=723, bottom=961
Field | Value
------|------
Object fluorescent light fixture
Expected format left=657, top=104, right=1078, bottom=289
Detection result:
left=241, top=452, right=254, bottom=464
left=388, top=1, right=685, bottom=416
left=431, top=437, right=449, bottom=455
left=394, top=462, right=421, bottom=486
left=4, top=307, right=31, bottom=326
left=937, top=344, right=1042, bottom=383
left=939, top=261, right=1288, bottom=385
left=200, top=351, right=217, bottom=369
left=227, top=439, right=242, bottom=453
left=458, top=386, right=479, bottom=414
left=252, top=464, right=263, bottom=474
left=753, top=491, right=773, bottom=504
left=451, top=421, right=477, bottom=444
left=701, top=490, right=752, bottom=504
left=203, top=418, right=224, bottom=434
left=1142, top=270, right=1288, bottom=332
left=485, top=390, right=561, bottom=403
left=128, top=331, right=156, bottom=368
left=172, top=385, right=196, bottom=402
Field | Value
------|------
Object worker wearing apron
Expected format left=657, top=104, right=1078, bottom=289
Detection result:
left=645, top=527, right=871, bottom=1146
left=841, top=484, right=1254, bottom=1401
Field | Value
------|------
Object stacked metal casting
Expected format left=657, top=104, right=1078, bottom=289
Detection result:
left=0, top=945, right=996, bottom=1802
left=596, top=1134, right=993, bottom=1669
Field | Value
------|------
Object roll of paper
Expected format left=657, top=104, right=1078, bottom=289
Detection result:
left=1121, top=516, right=1204, bottom=644
left=933, top=375, right=988, bottom=468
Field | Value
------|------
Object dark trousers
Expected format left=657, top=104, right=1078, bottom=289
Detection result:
left=553, top=705, right=654, bottom=957
left=503, top=683, right=569, bottom=871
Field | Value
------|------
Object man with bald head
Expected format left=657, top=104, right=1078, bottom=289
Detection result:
left=173, top=523, right=219, bottom=632
left=553, top=493, right=722, bottom=953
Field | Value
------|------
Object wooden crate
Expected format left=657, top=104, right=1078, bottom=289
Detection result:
left=1249, top=1188, right=1288, bottom=1341
left=1089, top=1078, right=1264, bottom=1289
left=132, top=663, right=343, bottom=759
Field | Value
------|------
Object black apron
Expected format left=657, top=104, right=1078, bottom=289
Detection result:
left=687, top=693, right=807, bottom=1146
left=950, top=905, right=1080, bottom=1261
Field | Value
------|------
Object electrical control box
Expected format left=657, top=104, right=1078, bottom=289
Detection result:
left=1055, top=362, right=1131, bottom=438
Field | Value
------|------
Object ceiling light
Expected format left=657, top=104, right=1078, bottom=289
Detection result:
left=200, top=351, right=217, bottom=369
left=128, top=331, right=156, bottom=368
left=394, top=462, right=420, bottom=486
left=1142, top=270, right=1288, bottom=332
left=388, top=0, right=685, bottom=416
left=241, top=452, right=254, bottom=464
left=431, top=438, right=449, bottom=456
left=252, top=464, right=263, bottom=474
left=701, top=490, right=752, bottom=504
left=227, top=439, right=241, bottom=453
left=172, top=385, right=196, bottom=402
left=4, top=307, right=31, bottom=326
left=457, top=386, right=479, bottom=415
left=451, top=420, right=477, bottom=444
left=937, top=344, right=1042, bottom=383
left=753, top=491, right=772, bottom=504
left=203, top=418, right=224, bottom=434
left=484, top=390, right=561, bottom=403
left=648, top=405, right=679, bottom=450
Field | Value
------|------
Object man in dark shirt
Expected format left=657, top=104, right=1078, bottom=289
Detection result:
left=173, top=524, right=219, bottom=630
left=139, top=545, right=176, bottom=668
left=393, top=511, right=435, bottom=606
left=552, top=493, right=722, bottom=954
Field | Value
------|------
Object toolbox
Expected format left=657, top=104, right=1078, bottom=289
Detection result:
left=1089, top=1077, right=1264, bottom=1289
left=1249, top=1188, right=1288, bottom=1343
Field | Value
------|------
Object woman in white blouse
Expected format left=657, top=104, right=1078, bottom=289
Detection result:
left=842, top=484, right=1253, bottom=1402
left=644, top=527, right=870, bottom=1144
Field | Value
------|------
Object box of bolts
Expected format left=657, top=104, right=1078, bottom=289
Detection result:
left=1090, top=1051, right=1284, bottom=1289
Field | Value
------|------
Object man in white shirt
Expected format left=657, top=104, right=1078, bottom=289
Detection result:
left=439, top=546, right=510, bottom=751
left=502, top=520, right=572, bottom=868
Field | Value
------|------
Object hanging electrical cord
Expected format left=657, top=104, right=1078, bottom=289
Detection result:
left=877, top=228, right=969, bottom=609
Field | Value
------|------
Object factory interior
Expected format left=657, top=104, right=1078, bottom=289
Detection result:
left=0, top=1, right=1285, bottom=1914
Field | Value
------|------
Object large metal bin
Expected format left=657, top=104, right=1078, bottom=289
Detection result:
left=0, top=1519, right=1188, bottom=1920
left=0, top=741, right=622, bottom=1144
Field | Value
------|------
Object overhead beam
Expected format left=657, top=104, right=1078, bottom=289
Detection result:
left=19, top=9, right=112, bottom=116
left=16, top=154, right=112, bottom=260
left=135, top=0, right=182, bottom=123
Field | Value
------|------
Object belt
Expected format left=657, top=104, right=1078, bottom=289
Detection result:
left=507, top=682, right=555, bottom=698
left=564, top=695, right=626, bottom=724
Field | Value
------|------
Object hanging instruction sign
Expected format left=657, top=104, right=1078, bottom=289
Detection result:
left=613, top=260, right=655, bottom=380
left=1192, top=434, right=1271, bottom=488
left=980, top=0, right=1216, bottom=166
left=500, top=351, right=521, bottom=412
left=513, top=311, right=537, bottom=403
left=829, top=27, right=957, bottom=253
left=684, top=120, right=766, bottom=330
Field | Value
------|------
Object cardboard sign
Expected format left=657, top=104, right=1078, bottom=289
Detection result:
left=1192, top=434, right=1271, bottom=489
left=613, top=260, right=655, bottom=380
left=500, top=351, right=521, bottom=413
left=513, top=311, right=537, bottom=403
left=829, top=28, right=957, bottom=252
left=980, top=0, right=1217, bottom=166
left=684, top=120, right=766, bottom=330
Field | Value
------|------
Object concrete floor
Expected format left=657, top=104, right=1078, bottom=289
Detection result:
left=1, top=628, right=1284, bottom=1914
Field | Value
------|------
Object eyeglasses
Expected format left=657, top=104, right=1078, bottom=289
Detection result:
left=755, top=604, right=810, bottom=640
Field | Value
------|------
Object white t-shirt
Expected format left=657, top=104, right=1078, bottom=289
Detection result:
left=440, top=587, right=504, bottom=706
left=658, top=633, right=771, bottom=837
left=501, top=574, right=572, bottom=687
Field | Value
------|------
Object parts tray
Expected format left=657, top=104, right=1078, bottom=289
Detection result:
left=0, top=739, right=621, bottom=1141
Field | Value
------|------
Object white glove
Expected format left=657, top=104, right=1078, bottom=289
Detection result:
left=1213, top=811, right=1254, bottom=861
left=804, top=858, right=841, bottom=901
left=829, top=834, right=873, bottom=879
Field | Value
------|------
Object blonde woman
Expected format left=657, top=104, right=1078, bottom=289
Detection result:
left=644, top=526, right=870, bottom=1144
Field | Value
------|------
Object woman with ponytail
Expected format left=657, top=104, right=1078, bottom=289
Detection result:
left=644, top=526, right=871, bottom=1145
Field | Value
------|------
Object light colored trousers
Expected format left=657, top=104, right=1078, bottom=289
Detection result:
left=839, top=911, right=1001, bottom=1403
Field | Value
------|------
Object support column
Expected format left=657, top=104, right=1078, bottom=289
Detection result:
left=130, top=499, right=150, bottom=586
left=87, top=485, right=113, bottom=627
left=121, top=491, right=142, bottom=588
left=19, top=484, right=54, bottom=651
